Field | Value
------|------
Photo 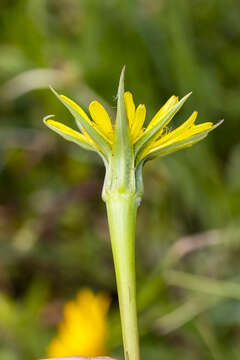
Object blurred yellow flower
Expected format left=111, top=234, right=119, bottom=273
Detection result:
left=47, top=289, right=110, bottom=358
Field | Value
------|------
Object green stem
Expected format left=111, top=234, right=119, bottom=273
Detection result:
left=106, top=192, right=140, bottom=360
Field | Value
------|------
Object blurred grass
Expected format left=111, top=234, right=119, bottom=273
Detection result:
left=0, top=0, right=240, bottom=359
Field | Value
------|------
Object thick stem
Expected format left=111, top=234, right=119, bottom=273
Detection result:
left=106, top=192, right=140, bottom=360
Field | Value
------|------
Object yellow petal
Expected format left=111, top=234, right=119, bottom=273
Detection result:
left=153, top=120, right=213, bottom=149
left=45, top=119, right=90, bottom=144
left=61, top=94, right=91, bottom=123
left=189, top=122, right=213, bottom=136
left=124, top=91, right=135, bottom=127
left=89, top=100, right=113, bottom=140
left=147, top=95, right=179, bottom=130
left=176, top=111, right=198, bottom=130
left=152, top=111, right=198, bottom=148
left=60, top=95, right=96, bottom=145
left=170, top=121, right=213, bottom=143
left=131, top=104, right=146, bottom=142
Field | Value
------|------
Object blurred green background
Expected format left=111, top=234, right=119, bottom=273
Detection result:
left=1, top=0, right=240, bottom=359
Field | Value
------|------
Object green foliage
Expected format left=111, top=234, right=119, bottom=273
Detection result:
left=0, top=0, right=240, bottom=359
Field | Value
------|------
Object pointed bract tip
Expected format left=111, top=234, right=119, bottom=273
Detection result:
left=117, top=66, right=126, bottom=99
left=43, top=114, right=55, bottom=123
left=186, top=91, right=192, bottom=98
left=215, top=119, right=224, bottom=127
left=177, top=91, right=192, bottom=105
left=120, top=65, right=126, bottom=82
left=178, top=91, right=192, bottom=104
left=49, top=85, right=59, bottom=97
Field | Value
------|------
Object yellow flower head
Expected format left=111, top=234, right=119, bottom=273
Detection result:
left=47, top=289, right=110, bottom=358
left=44, top=67, right=222, bottom=199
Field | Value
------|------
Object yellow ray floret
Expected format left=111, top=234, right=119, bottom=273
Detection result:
left=47, top=288, right=110, bottom=358
left=61, top=95, right=91, bottom=123
left=124, top=91, right=146, bottom=141
left=60, top=94, right=97, bottom=145
left=150, top=111, right=198, bottom=149
left=45, top=118, right=91, bottom=145
left=61, top=94, right=114, bottom=145
left=89, top=100, right=113, bottom=141
left=147, top=111, right=213, bottom=154
left=131, top=104, right=146, bottom=141
left=146, top=95, right=179, bottom=131
left=124, top=91, right=136, bottom=127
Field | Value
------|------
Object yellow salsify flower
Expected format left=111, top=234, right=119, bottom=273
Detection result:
left=44, top=83, right=221, bottom=168
left=44, top=68, right=222, bottom=199
left=47, top=289, right=110, bottom=358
